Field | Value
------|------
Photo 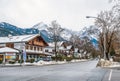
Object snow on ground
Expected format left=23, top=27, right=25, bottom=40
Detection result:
left=108, top=62, right=120, bottom=68
left=33, top=59, right=88, bottom=66
left=33, top=60, right=66, bottom=66
left=71, top=59, right=88, bottom=62
left=0, top=59, right=88, bottom=66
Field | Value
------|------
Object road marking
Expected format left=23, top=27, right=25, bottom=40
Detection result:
left=108, top=69, right=113, bottom=81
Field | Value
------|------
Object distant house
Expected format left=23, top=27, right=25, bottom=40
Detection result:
left=43, top=42, right=61, bottom=56
left=65, top=45, right=74, bottom=57
left=45, top=41, right=79, bottom=57
left=0, top=34, right=52, bottom=62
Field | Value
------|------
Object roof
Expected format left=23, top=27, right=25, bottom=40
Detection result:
left=74, top=48, right=78, bottom=52
left=48, top=41, right=64, bottom=47
left=0, top=47, right=19, bottom=53
left=66, top=45, right=72, bottom=50
left=0, top=34, right=39, bottom=44
left=59, top=46, right=65, bottom=50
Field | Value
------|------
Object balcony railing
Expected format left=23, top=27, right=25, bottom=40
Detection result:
left=26, top=49, right=43, bottom=54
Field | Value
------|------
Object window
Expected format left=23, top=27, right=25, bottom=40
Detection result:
left=45, top=50, right=48, bottom=52
left=34, top=46, right=36, bottom=51
left=39, top=47, right=42, bottom=51
left=30, top=46, right=33, bottom=50
left=26, top=45, right=29, bottom=49
left=37, top=47, right=39, bottom=51
left=6, top=43, right=14, bottom=48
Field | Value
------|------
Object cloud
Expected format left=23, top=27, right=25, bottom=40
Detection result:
left=0, top=0, right=113, bottom=31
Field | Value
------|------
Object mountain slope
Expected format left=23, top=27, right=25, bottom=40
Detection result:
left=0, top=22, right=98, bottom=47
left=0, top=22, right=52, bottom=42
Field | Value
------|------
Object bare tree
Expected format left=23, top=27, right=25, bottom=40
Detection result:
left=69, top=33, right=81, bottom=57
left=80, top=35, right=96, bottom=58
left=95, top=8, right=120, bottom=60
left=48, top=20, right=64, bottom=61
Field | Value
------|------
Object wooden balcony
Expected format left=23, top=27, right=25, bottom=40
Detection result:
left=25, top=44, right=43, bottom=54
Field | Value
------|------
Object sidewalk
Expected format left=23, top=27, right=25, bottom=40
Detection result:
left=0, top=64, right=22, bottom=67
left=0, top=62, right=37, bottom=67
left=0, top=59, right=88, bottom=67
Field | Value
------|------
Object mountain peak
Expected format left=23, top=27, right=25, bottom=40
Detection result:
left=0, top=22, right=10, bottom=26
left=32, top=22, right=48, bottom=31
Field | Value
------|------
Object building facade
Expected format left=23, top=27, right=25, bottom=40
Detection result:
left=0, top=34, right=52, bottom=63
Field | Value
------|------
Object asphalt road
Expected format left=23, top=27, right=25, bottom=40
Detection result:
left=102, top=67, right=120, bottom=81
left=0, top=60, right=107, bottom=81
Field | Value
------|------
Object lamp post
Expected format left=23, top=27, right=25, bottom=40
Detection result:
left=86, top=16, right=106, bottom=60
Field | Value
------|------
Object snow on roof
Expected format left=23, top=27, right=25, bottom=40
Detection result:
left=66, top=45, right=72, bottom=50
left=48, top=41, right=64, bottom=47
left=59, top=46, right=65, bottom=50
left=75, top=48, right=78, bottom=52
left=0, top=47, right=19, bottom=53
left=0, top=34, right=39, bottom=44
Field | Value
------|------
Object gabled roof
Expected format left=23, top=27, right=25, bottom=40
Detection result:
left=0, top=47, right=19, bottom=53
left=0, top=34, right=39, bottom=44
left=66, top=45, right=72, bottom=50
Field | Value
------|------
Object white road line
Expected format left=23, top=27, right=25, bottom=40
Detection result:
left=108, top=69, right=113, bottom=81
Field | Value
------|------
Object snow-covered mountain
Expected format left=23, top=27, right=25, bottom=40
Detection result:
left=60, top=29, right=72, bottom=41
left=0, top=22, right=39, bottom=35
left=79, top=25, right=99, bottom=48
left=0, top=22, right=98, bottom=48
left=32, top=22, right=48, bottom=31
left=32, top=22, right=76, bottom=41
left=0, top=22, right=25, bottom=35
left=31, top=22, right=99, bottom=48
left=79, top=26, right=99, bottom=39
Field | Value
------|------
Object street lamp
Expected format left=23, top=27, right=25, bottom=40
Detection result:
left=86, top=16, right=106, bottom=60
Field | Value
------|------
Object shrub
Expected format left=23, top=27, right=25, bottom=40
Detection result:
left=66, top=57, right=73, bottom=61
left=30, top=58, right=35, bottom=63
left=18, top=60, right=24, bottom=63
left=51, top=57, right=55, bottom=61
left=9, top=60, right=16, bottom=64
left=26, top=59, right=30, bottom=62
left=0, top=60, right=3, bottom=64
left=57, top=55, right=65, bottom=61
left=51, top=55, right=66, bottom=61
left=113, top=57, right=120, bottom=62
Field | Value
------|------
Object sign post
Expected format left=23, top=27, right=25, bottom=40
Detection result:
left=23, top=49, right=26, bottom=64
left=20, top=43, right=26, bottom=66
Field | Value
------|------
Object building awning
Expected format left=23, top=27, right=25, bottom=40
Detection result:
left=0, top=47, right=19, bottom=53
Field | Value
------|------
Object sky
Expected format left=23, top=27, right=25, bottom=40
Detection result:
left=0, top=0, right=114, bottom=31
